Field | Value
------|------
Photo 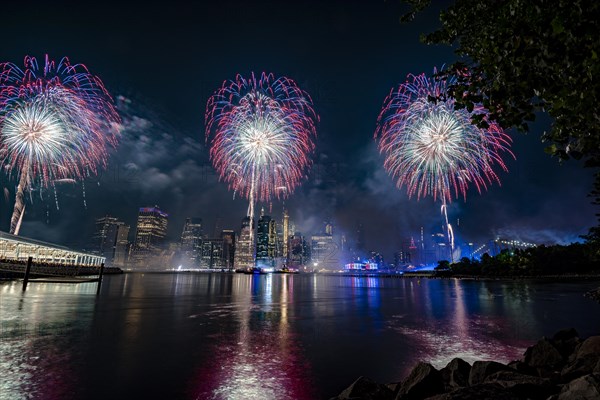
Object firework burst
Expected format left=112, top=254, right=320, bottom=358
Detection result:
left=0, top=55, right=120, bottom=234
left=206, top=73, right=317, bottom=262
left=375, top=68, right=513, bottom=256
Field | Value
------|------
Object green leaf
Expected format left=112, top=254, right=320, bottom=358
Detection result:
left=551, top=17, right=564, bottom=35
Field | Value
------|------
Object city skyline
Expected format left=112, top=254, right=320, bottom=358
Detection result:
left=0, top=0, right=596, bottom=261
left=89, top=202, right=533, bottom=271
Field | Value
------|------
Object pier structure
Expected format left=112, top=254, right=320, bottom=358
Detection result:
left=0, top=231, right=105, bottom=266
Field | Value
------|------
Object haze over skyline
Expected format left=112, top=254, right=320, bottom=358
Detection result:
left=0, top=0, right=595, bottom=261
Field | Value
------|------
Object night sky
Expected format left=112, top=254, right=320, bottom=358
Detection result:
left=0, top=0, right=596, bottom=260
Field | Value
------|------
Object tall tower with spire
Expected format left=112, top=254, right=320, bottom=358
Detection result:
left=282, top=208, right=289, bottom=259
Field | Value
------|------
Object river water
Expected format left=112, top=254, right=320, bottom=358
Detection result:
left=1, top=273, right=599, bottom=399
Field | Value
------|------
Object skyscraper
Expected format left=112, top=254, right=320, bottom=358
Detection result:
left=93, top=215, right=130, bottom=266
left=282, top=209, right=289, bottom=258
left=256, top=213, right=273, bottom=268
left=199, top=238, right=224, bottom=269
left=288, top=233, right=308, bottom=269
left=311, top=233, right=340, bottom=271
left=180, top=217, right=203, bottom=266
left=221, top=230, right=236, bottom=270
left=131, top=206, right=168, bottom=265
left=114, top=224, right=130, bottom=266
left=233, top=216, right=253, bottom=270
left=93, top=215, right=119, bottom=258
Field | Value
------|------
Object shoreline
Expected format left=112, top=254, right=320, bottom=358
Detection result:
left=331, top=328, right=600, bottom=400
left=62, top=268, right=600, bottom=283
left=0, top=262, right=123, bottom=281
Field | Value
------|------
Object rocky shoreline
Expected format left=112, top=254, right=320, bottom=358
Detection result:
left=585, top=287, right=600, bottom=303
left=331, top=328, right=600, bottom=400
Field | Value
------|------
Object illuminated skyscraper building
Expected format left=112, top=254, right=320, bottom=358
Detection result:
left=199, top=238, right=224, bottom=269
left=94, top=215, right=119, bottom=258
left=114, top=224, right=130, bottom=266
left=221, top=230, right=236, bottom=270
left=233, top=216, right=253, bottom=270
left=310, top=233, right=340, bottom=270
left=288, top=233, right=308, bottom=269
left=131, top=206, right=168, bottom=264
left=93, top=215, right=130, bottom=266
left=180, top=217, right=203, bottom=266
left=282, top=209, right=289, bottom=258
left=256, top=211, right=276, bottom=268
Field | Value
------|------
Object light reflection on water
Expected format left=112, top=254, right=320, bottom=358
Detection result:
left=191, top=274, right=315, bottom=400
left=0, top=274, right=599, bottom=399
left=0, top=282, right=96, bottom=400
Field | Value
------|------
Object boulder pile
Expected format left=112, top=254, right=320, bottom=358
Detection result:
left=331, top=328, right=600, bottom=400
left=585, top=288, right=600, bottom=303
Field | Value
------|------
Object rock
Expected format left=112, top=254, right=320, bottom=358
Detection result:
left=483, top=370, right=557, bottom=399
left=469, top=361, right=511, bottom=386
left=561, top=336, right=600, bottom=381
left=507, top=360, right=538, bottom=376
left=386, top=382, right=401, bottom=394
left=557, top=374, right=600, bottom=400
left=551, top=328, right=581, bottom=360
left=424, top=383, right=520, bottom=400
left=396, top=362, right=444, bottom=399
left=523, top=338, right=564, bottom=370
left=584, top=288, right=600, bottom=303
left=552, top=328, right=579, bottom=343
left=440, top=358, right=471, bottom=390
left=332, top=376, right=394, bottom=400
left=576, top=336, right=600, bottom=358
left=595, top=360, right=600, bottom=374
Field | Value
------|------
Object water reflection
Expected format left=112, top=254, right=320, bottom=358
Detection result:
left=0, top=282, right=97, bottom=399
left=191, top=274, right=315, bottom=400
left=1, top=274, right=599, bottom=399
left=385, top=279, right=547, bottom=371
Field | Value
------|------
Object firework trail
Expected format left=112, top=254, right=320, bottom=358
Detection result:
left=375, top=68, right=513, bottom=259
left=0, top=55, right=120, bottom=234
left=206, top=72, right=317, bottom=258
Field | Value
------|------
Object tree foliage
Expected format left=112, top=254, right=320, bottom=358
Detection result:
left=437, top=243, right=599, bottom=277
left=403, top=0, right=600, bottom=164
left=402, top=0, right=600, bottom=233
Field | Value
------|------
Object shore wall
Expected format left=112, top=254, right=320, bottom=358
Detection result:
left=0, top=262, right=123, bottom=280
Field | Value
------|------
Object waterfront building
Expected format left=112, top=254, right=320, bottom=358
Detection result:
left=199, top=238, right=225, bottom=269
left=288, top=233, right=307, bottom=268
left=180, top=217, right=203, bottom=266
left=221, top=230, right=236, bottom=270
left=256, top=214, right=270, bottom=262
left=368, top=251, right=384, bottom=268
left=131, top=206, right=168, bottom=265
left=113, top=224, right=130, bottom=266
left=93, top=216, right=119, bottom=257
left=282, top=209, right=289, bottom=258
left=344, top=261, right=378, bottom=271
left=93, top=215, right=130, bottom=266
left=256, top=211, right=277, bottom=268
left=233, top=217, right=253, bottom=270
left=0, top=231, right=104, bottom=266
left=394, top=250, right=411, bottom=268
left=310, top=233, right=340, bottom=270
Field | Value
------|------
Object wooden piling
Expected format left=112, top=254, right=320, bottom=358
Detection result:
left=22, top=256, right=33, bottom=292
left=96, top=262, right=105, bottom=295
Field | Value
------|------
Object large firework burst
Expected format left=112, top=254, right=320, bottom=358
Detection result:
left=0, top=55, right=120, bottom=234
left=205, top=72, right=317, bottom=259
left=375, top=68, right=513, bottom=255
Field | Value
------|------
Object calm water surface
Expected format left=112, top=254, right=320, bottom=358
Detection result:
left=1, top=273, right=599, bottom=399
